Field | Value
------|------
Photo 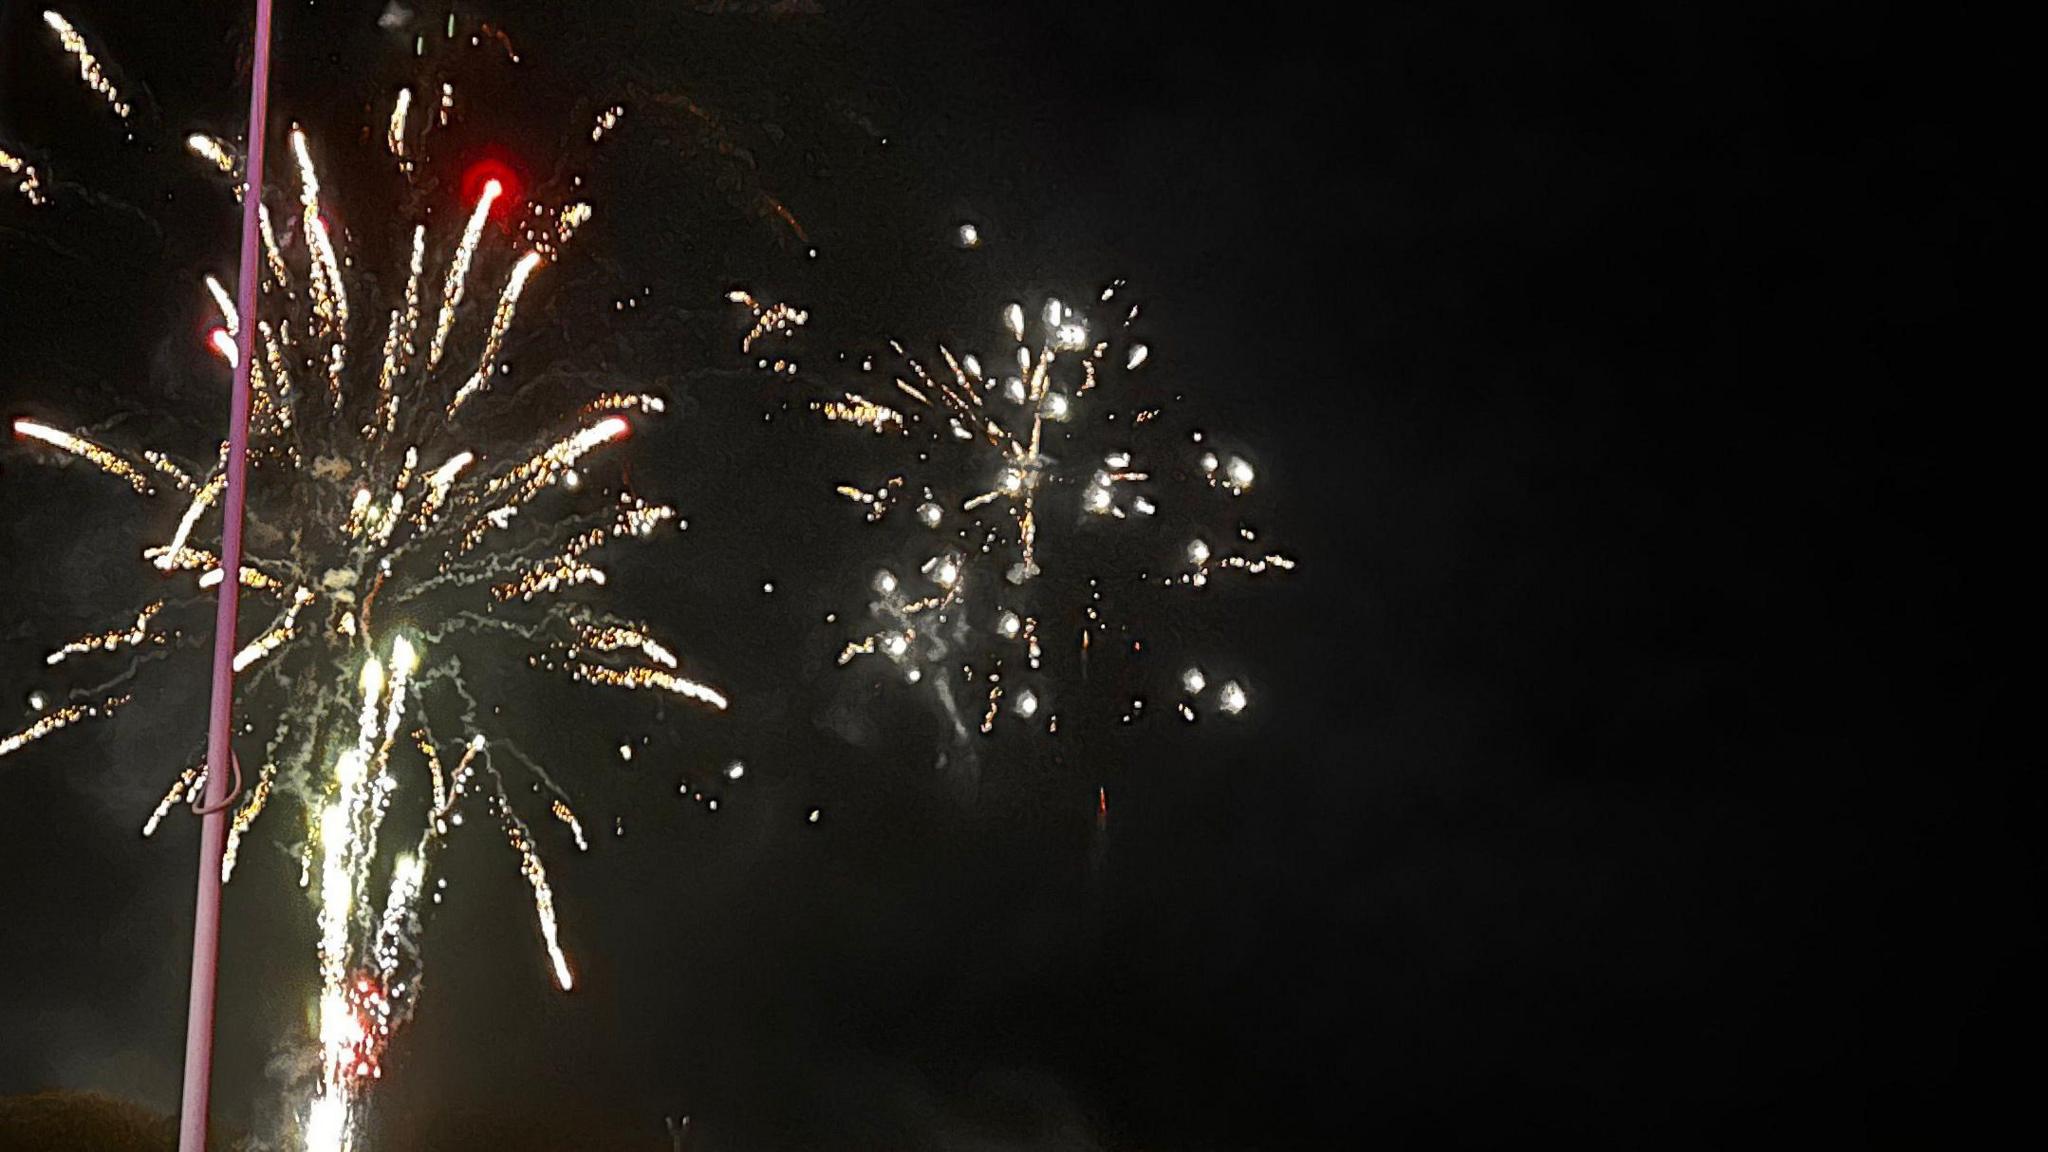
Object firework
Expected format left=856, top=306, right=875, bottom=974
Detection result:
left=5, top=16, right=723, bottom=1149
left=42, top=11, right=131, bottom=126
left=2, top=146, right=48, bottom=206
left=46, top=601, right=169, bottom=666
left=760, top=278, right=1294, bottom=740
left=385, top=88, right=413, bottom=170
left=10, top=419, right=156, bottom=494
left=0, top=695, right=128, bottom=757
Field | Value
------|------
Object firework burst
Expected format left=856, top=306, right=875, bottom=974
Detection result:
left=739, top=277, right=1293, bottom=748
left=4, top=13, right=724, bottom=1148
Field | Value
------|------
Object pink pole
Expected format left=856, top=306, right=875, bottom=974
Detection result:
left=178, top=2, right=273, bottom=1148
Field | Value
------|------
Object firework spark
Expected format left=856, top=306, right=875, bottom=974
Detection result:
left=42, top=10, right=132, bottom=125
left=0, top=695, right=128, bottom=757
left=45, top=601, right=169, bottom=666
left=2, top=146, right=48, bottom=206
left=386, top=88, right=414, bottom=169
left=187, top=133, right=238, bottom=177
left=10, top=419, right=156, bottom=494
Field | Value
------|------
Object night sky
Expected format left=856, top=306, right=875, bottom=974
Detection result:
left=0, top=2, right=2024, bottom=1148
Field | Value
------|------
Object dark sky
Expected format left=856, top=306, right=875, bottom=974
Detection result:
left=0, top=1, right=2024, bottom=1148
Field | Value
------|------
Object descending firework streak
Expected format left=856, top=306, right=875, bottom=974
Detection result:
left=3, top=12, right=723, bottom=1148
left=733, top=278, right=1294, bottom=744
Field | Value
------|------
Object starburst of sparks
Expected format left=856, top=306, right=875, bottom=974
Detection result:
left=5, top=15, right=725, bottom=1149
left=747, top=276, right=1294, bottom=743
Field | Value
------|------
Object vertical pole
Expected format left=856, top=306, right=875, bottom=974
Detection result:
left=178, top=2, right=273, bottom=1148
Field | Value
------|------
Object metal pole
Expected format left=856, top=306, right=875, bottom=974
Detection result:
left=178, top=2, right=273, bottom=1147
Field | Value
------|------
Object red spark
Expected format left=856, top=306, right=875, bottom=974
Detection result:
left=458, top=153, right=524, bottom=223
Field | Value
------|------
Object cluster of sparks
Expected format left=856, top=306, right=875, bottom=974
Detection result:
left=4, top=13, right=722, bottom=1150
left=41, top=10, right=131, bottom=128
left=2, top=147, right=47, bottom=206
left=753, top=278, right=1294, bottom=742
left=729, top=289, right=807, bottom=376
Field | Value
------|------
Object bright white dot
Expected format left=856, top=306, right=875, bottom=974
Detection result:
left=1015, top=689, right=1039, bottom=718
left=905, top=668, right=922, bottom=684
left=957, top=223, right=980, bottom=247
left=1004, top=378, right=1027, bottom=404
left=1004, top=303, right=1025, bottom=342
left=808, top=809, right=821, bottom=823
left=1219, top=681, right=1247, bottom=715
left=917, top=502, right=943, bottom=528
left=1126, top=343, right=1149, bottom=369
left=1054, top=321, right=1088, bottom=350
left=883, top=633, right=909, bottom=658
left=1181, top=667, right=1207, bottom=695
left=1042, top=299, right=1063, bottom=328
left=1000, top=468, right=1024, bottom=494
left=26, top=691, right=48, bottom=712
left=1133, top=497, right=1156, bottom=516
left=725, top=761, right=745, bottom=780
left=998, top=611, right=1022, bottom=638
left=617, top=744, right=633, bottom=761
left=762, top=581, right=775, bottom=594
left=1199, top=452, right=1219, bottom=473
left=1105, top=451, right=1131, bottom=469
left=1083, top=484, right=1112, bottom=513
left=562, top=469, right=582, bottom=490
left=1043, top=393, right=1070, bottom=420
left=1226, top=457, right=1255, bottom=488
left=1187, top=539, right=1211, bottom=565
left=873, top=570, right=898, bottom=595
left=962, top=355, right=982, bottom=379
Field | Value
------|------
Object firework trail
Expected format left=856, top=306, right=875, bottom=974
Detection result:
left=41, top=10, right=132, bottom=128
left=2, top=146, right=49, bottom=206
left=737, top=278, right=1292, bottom=749
left=5, top=13, right=723, bottom=1149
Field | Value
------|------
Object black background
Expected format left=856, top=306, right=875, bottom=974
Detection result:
left=1, top=1, right=2025, bottom=1147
